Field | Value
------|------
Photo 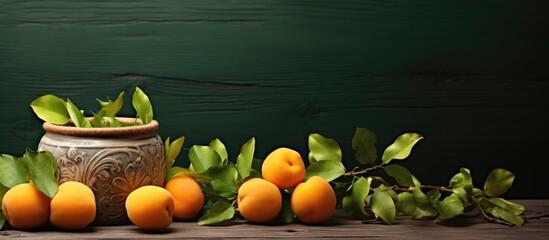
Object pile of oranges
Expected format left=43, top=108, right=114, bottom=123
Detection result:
left=125, top=174, right=204, bottom=230
left=2, top=147, right=336, bottom=231
left=239, top=147, right=336, bottom=224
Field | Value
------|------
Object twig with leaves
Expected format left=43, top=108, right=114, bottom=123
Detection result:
left=167, top=127, right=525, bottom=226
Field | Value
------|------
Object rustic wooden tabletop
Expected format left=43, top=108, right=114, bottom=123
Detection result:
left=1, top=200, right=547, bottom=239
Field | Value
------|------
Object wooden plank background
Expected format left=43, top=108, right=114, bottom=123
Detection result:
left=0, top=0, right=548, bottom=198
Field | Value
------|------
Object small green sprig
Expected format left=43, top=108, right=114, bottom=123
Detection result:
left=164, top=136, right=185, bottom=182
left=30, top=87, right=152, bottom=128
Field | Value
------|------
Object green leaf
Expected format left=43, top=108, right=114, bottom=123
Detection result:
left=198, top=201, right=235, bottom=225
left=449, top=168, right=473, bottom=191
left=396, top=192, right=416, bottom=216
left=342, top=177, right=371, bottom=219
left=484, top=168, right=515, bottom=197
left=165, top=136, right=185, bottom=177
left=166, top=166, right=187, bottom=180
left=0, top=154, right=29, bottom=188
left=411, top=175, right=422, bottom=188
left=436, top=194, right=464, bottom=221
left=412, top=207, right=436, bottom=220
left=272, top=190, right=293, bottom=224
left=211, top=181, right=238, bottom=199
left=251, top=158, right=263, bottom=174
left=385, top=189, right=398, bottom=202
left=308, top=133, right=342, bottom=164
left=381, top=133, right=423, bottom=164
left=365, top=194, right=373, bottom=205
left=91, top=111, right=127, bottom=128
left=334, top=181, right=352, bottom=206
left=352, top=128, right=378, bottom=165
left=452, top=187, right=469, bottom=204
left=209, top=139, right=228, bottom=164
left=0, top=184, right=7, bottom=228
left=30, top=94, right=70, bottom=125
left=383, top=164, right=414, bottom=187
left=236, top=138, right=255, bottom=180
left=0, top=184, right=9, bottom=207
left=201, top=164, right=239, bottom=199
left=103, top=117, right=123, bottom=127
left=247, top=170, right=261, bottom=180
left=490, top=207, right=524, bottom=226
left=188, top=145, right=222, bottom=173
left=305, top=160, right=345, bottom=182
left=489, top=198, right=525, bottom=215
left=247, top=158, right=264, bottom=179
left=426, top=189, right=442, bottom=203
left=478, top=196, right=497, bottom=210
left=164, top=137, right=170, bottom=157
left=371, top=190, right=396, bottom=224
left=65, top=99, right=92, bottom=128
left=97, top=91, right=124, bottom=117
left=368, top=176, right=390, bottom=188
left=166, top=166, right=208, bottom=183
left=23, top=149, right=58, bottom=198
left=91, top=109, right=108, bottom=127
left=132, top=86, right=153, bottom=125
left=412, top=188, right=437, bottom=219
left=471, top=188, right=483, bottom=197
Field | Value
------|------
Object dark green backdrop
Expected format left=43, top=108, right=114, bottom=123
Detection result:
left=1, top=0, right=548, bottom=197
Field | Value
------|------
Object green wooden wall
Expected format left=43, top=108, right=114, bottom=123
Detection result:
left=1, top=0, right=548, bottom=197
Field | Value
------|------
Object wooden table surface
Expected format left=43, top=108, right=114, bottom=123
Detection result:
left=1, top=200, right=547, bottom=239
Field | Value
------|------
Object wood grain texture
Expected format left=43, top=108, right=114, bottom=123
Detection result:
left=1, top=0, right=548, bottom=197
left=1, top=200, right=548, bottom=239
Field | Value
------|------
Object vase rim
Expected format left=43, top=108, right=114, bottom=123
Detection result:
left=42, top=117, right=159, bottom=137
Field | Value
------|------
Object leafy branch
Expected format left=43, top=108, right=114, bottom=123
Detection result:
left=343, top=164, right=384, bottom=177
left=391, top=185, right=453, bottom=194
left=167, top=127, right=525, bottom=227
left=471, top=197, right=514, bottom=226
left=338, top=128, right=524, bottom=226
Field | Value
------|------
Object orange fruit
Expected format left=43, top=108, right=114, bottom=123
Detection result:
left=291, top=176, right=336, bottom=224
left=165, top=175, right=204, bottom=220
left=50, top=181, right=96, bottom=230
left=237, top=178, right=282, bottom=223
left=125, top=185, right=174, bottom=230
left=261, top=147, right=306, bottom=189
left=1, top=183, right=50, bottom=229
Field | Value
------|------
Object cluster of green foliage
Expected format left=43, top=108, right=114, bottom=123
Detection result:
left=167, top=128, right=524, bottom=226
left=0, top=150, right=59, bottom=229
left=30, top=87, right=153, bottom=128
left=340, top=128, right=523, bottom=226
